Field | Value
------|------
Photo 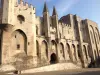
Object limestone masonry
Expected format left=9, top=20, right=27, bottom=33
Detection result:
left=0, top=0, right=100, bottom=70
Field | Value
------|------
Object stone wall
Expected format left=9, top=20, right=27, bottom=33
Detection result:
left=0, top=0, right=99, bottom=71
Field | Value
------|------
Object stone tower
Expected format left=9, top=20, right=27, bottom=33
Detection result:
left=1, top=0, right=16, bottom=24
left=0, top=0, right=37, bottom=65
left=42, top=2, right=50, bottom=37
left=52, top=6, right=59, bottom=39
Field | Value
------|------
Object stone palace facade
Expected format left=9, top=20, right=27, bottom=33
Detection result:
left=0, top=0, right=100, bottom=70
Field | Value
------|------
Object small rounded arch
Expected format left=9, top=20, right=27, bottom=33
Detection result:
left=59, top=43, right=64, bottom=50
left=42, top=40, right=48, bottom=46
left=60, top=43, right=64, bottom=47
left=51, top=40, right=57, bottom=45
left=72, top=44, right=75, bottom=48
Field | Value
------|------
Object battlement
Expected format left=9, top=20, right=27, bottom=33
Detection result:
left=58, top=22, right=71, bottom=27
left=15, top=0, right=35, bottom=10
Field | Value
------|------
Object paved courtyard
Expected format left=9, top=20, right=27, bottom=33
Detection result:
left=1, top=68, right=100, bottom=75
left=22, top=68, right=100, bottom=75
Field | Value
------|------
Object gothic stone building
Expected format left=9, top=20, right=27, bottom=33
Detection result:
left=0, top=0, right=100, bottom=70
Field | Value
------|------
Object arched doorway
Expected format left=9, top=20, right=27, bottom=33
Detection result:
left=11, top=29, right=27, bottom=55
left=50, top=53, right=57, bottom=64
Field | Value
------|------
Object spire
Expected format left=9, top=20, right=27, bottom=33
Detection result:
left=43, top=2, right=48, bottom=13
left=52, top=6, right=57, bottom=16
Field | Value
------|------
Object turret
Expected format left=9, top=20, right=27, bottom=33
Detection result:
left=52, top=6, right=59, bottom=38
left=52, top=6, right=57, bottom=16
left=42, top=2, right=50, bottom=37
left=43, top=2, right=48, bottom=13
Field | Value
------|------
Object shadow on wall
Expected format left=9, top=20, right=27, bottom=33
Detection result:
left=0, top=24, right=8, bottom=31
left=88, top=57, right=100, bottom=68
left=0, top=24, right=9, bottom=64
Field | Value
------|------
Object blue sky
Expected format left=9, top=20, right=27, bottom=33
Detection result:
left=24, top=0, right=100, bottom=30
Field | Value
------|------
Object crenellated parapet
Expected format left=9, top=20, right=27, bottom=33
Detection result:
left=15, top=0, right=35, bottom=11
left=58, top=22, right=71, bottom=28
